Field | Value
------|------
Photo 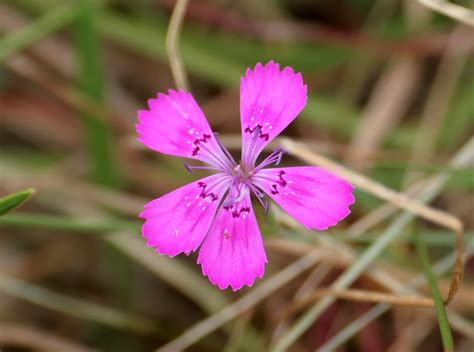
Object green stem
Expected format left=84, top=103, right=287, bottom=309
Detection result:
left=415, top=228, right=454, bottom=351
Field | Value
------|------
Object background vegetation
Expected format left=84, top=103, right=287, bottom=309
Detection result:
left=0, top=0, right=473, bottom=351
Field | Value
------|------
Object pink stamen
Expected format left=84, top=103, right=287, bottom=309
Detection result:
left=255, top=146, right=285, bottom=171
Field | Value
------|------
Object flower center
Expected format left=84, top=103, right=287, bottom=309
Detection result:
left=183, top=132, right=286, bottom=214
left=232, top=164, right=254, bottom=185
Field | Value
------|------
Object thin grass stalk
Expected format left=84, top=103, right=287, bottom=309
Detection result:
left=417, top=0, right=474, bottom=26
left=166, top=0, right=189, bottom=90
left=318, top=247, right=474, bottom=351
left=415, top=227, right=454, bottom=351
left=271, top=138, right=473, bottom=351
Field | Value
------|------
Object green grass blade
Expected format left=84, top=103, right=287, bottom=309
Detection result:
left=272, top=138, right=474, bottom=351
left=0, top=213, right=139, bottom=232
left=415, top=227, right=454, bottom=351
left=319, top=247, right=471, bottom=351
left=0, top=188, right=35, bottom=216
left=75, top=0, right=120, bottom=187
left=438, top=67, right=474, bottom=151
left=0, top=273, right=158, bottom=334
left=0, top=3, right=77, bottom=62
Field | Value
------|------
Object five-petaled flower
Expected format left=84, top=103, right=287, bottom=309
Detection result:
left=136, top=61, right=355, bottom=291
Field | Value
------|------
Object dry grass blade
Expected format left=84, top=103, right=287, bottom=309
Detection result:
left=279, top=288, right=434, bottom=322
left=106, top=232, right=229, bottom=314
left=0, top=324, right=91, bottom=352
left=270, top=263, right=333, bottom=343
left=156, top=249, right=323, bottom=351
left=272, top=138, right=472, bottom=351
left=166, top=0, right=190, bottom=91
left=417, top=0, right=474, bottom=26
left=281, top=137, right=465, bottom=304
left=447, top=311, right=474, bottom=339
left=294, top=263, right=333, bottom=302
left=276, top=289, right=435, bottom=331
left=317, top=248, right=474, bottom=351
left=218, top=134, right=413, bottom=162
left=345, top=178, right=426, bottom=236
left=386, top=314, right=435, bottom=352
left=404, top=25, right=471, bottom=185
left=4, top=1, right=473, bottom=350
left=0, top=163, right=230, bottom=314
left=346, top=57, right=421, bottom=170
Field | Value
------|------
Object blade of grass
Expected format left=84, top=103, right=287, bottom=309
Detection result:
left=0, top=213, right=139, bottom=233
left=271, top=138, right=472, bottom=351
left=271, top=212, right=423, bottom=352
left=0, top=273, right=158, bottom=335
left=282, top=137, right=465, bottom=303
left=438, top=66, right=474, bottom=151
left=75, top=0, right=120, bottom=187
left=0, top=189, right=35, bottom=216
left=328, top=230, right=474, bottom=247
left=157, top=249, right=324, bottom=352
left=417, top=0, right=474, bottom=26
left=319, top=246, right=473, bottom=351
left=0, top=213, right=231, bottom=314
left=0, top=160, right=236, bottom=317
left=75, top=5, right=128, bottom=347
left=0, top=3, right=77, bottom=62
left=415, top=225, right=454, bottom=351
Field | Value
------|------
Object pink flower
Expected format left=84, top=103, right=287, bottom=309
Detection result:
left=137, top=61, right=355, bottom=291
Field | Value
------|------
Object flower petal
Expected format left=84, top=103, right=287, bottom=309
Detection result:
left=254, top=167, right=354, bottom=230
left=140, top=174, right=230, bottom=257
left=136, top=90, right=233, bottom=169
left=198, top=193, right=267, bottom=291
left=240, top=61, right=307, bottom=165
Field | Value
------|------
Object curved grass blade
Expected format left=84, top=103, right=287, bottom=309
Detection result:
left=0, top=188, right=36, bottom=216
